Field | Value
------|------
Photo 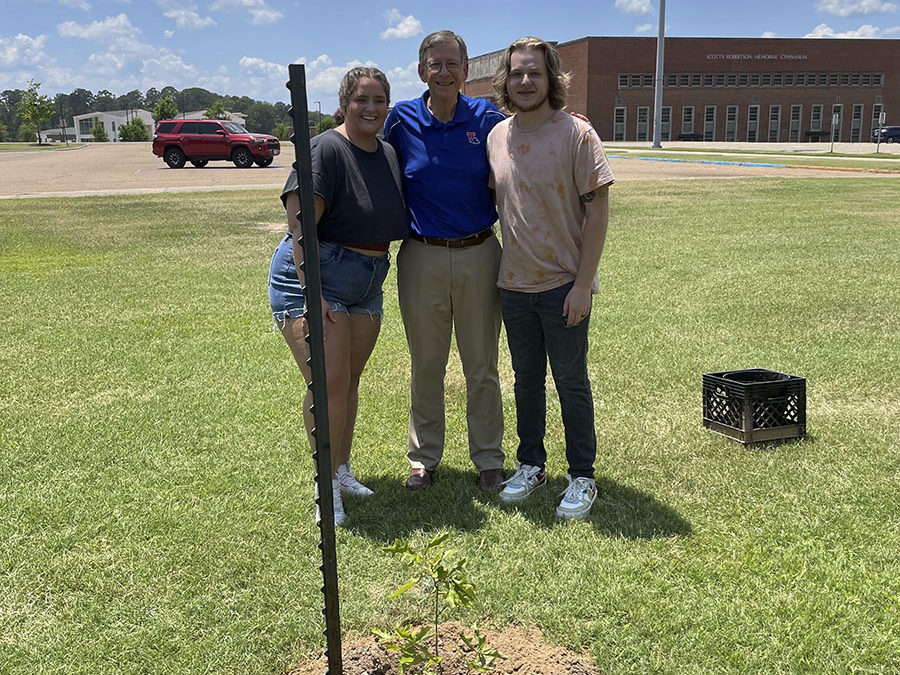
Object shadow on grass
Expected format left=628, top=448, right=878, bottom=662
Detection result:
left=343, top=468, right=691, bottom=541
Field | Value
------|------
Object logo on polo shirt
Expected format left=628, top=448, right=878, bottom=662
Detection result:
left=466, top=131, right=480, bottom=145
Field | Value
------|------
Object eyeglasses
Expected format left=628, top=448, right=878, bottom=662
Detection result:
left=426, top=61, right=461, bottom=74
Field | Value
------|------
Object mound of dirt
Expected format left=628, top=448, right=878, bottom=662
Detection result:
left=285, top=621, right=598, bottom=675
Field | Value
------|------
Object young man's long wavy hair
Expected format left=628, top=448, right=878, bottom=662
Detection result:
left=492, top=37, right=570, bottom=113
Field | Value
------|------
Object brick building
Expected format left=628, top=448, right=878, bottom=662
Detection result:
left=462, top=37, right=899, bottom=143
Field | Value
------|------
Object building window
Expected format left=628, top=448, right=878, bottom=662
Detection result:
left=851, top=72, right=861, bottom=86
left=725, top=105, right=738, bottom=142
left=614, top=107, right=626, bottom=141
left=840, top=73, right=850, bottom=86
left=727, top=74, right=737, bottom=87
left=715, top=73, right=726, bottom=87
left=739, top=74, right=749, bottom=86
left=850, top=103, right=864, bottom=142
left=773, top=73, right=783, bottom=87
left=784, top=73, right=794, bottom=87
left=666, top=73, right=677, bottom=87
left=682, top=106, right=694, bottom=136
left=762, top=74, right=772, bottom=87
left=643, top=73, right=654, bottom=87
left=872, top=103, right=884, bottom=138
left=810, top=104, right=823, bottom=132
left=636, top=106, right=650, bottom=141
left=873, top=73, right=884, bottom=86
left=817, top=73, right=828, bottom=86
left=862, top=73, right=872, bottom=86
left=768, top=105, right=781, bottom=142
left=704, top=106, right=716, bottom=141
left=831, top=103, right=843, bottom=142
left=618, top=73, right=629, bottom=88
left=747, top=105, right=759, bottom=142
left=661, top=106, right=672, bottom=141
left=691, top=73, right=701, bottom=87
left=789, top=105, right=802, bottom=143
left=703, top=73, right=714, bottom=87
left=78, top=118, right=96, bottom=136
left=630, top=74, right=642, bottom=87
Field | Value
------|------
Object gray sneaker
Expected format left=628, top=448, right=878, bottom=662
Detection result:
left=336, top=462, right=374, bottom=497
left=556, top=474, right=597, bottom=520
left=499, top=463, right=546, bottom=503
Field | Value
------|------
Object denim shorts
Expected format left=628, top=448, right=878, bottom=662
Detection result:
left=268, top=235, right=390, bottom=325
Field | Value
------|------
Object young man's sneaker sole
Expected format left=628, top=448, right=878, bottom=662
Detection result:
left=556, top=475, right=597, bottom=520
left=499, top=464, right=546, bottom=504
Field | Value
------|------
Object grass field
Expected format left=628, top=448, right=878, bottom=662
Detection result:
left=0, top=142, right=84, bottom=152
left=1, top=179, right=898, bottom=674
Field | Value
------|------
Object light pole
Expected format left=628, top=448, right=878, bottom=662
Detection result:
left=315, top=100, right=321, bottom=127
left=651, top=0, right=667, bottom=148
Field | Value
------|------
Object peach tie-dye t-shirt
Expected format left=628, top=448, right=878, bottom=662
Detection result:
left=487, top=110, right=614, bottom=293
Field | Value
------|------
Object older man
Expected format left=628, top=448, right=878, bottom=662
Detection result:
left=384, top=30, right=506, bottom=491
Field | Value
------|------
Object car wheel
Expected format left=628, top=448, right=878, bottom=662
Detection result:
left=887, top=137, right=895, bottom=143
left=190, top=159, right=209, bottom=167
left=232, top=147, right=254, bottom=168
left=164, top=147, right=186, bottom=168
left=255, top=157, right=273, bottom=167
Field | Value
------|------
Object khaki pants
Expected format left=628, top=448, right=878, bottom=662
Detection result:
left=397, top=235, right=505, bottom=472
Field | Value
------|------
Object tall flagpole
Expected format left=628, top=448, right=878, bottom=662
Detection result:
left=651, top=0, right=667, bottom=148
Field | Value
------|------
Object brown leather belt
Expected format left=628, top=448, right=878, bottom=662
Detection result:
left=408, top=228, right=493, bottom=249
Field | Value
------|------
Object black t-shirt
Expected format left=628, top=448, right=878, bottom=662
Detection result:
left=281, top=130, right=407, bottom=245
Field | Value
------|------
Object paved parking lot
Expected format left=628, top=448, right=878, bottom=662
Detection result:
left=0, top=141, right=896, bottom=199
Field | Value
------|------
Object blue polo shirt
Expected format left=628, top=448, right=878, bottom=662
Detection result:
left=384, top=92, right=506, bottom=238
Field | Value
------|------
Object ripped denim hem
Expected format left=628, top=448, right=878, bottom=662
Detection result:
left=272, top=302, right=377, bottom=331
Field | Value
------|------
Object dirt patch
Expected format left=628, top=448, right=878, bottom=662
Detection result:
left=285, top=621, right=598, bottom=675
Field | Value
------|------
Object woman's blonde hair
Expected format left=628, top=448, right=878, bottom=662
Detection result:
left=333, top=67, right=391, bottom=124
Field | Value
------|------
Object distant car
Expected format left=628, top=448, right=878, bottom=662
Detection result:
left=871, top=126, right=900, bottom=143
left=152, top=119, right=280, bottom=168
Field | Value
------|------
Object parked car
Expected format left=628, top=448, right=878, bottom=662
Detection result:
left=871, top=126, right=900, bottom=143
left=152, top=119, right=280, bottom=168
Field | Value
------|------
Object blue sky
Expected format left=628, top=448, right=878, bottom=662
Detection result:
left=1, top=0, right=898, bottom=114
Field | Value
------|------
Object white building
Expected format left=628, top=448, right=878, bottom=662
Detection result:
left=73, top=109, right=154, bottom=142
left=181, top=110, right=247, bottom=126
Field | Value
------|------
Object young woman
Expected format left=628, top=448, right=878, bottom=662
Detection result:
left=268, top=67, right=407, bottom=525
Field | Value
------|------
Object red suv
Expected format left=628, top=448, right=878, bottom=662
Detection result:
left=152, top=119, right=280, bottom=168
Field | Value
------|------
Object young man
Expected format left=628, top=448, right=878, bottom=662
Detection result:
left=486, top=37, right=614, bottom=519
left=384, top=30, right=507, bottom=492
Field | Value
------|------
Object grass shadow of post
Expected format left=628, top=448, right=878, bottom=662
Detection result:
left=287, top=63, right=342, bottom=674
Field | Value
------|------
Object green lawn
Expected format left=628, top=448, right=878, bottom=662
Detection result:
left=604, top=146, right=900, bottom=171
left=0, top=142, right=84, bottom=152
left=1, top=180, right=898, bottom=674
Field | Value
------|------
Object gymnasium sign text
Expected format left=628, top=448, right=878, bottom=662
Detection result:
left=706, top=53, right=809, bottom=61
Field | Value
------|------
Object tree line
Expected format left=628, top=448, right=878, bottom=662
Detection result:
left=0, top=82, right=333, bottom=143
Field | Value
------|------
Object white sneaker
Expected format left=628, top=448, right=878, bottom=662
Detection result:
left=499, top=463, right=546, bottom=503
left=336, top=462, right=374, bottom=497
left=316, top=478, right=346, bottom=526
left=556, top=474, right=597, bottom=520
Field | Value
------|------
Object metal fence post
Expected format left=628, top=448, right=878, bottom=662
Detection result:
left=286, top=63, right=342, bottom=675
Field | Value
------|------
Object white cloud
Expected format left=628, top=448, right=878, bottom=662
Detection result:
left=804, top=21, right=885, bottom=36
left=615, top=0, right=654, bottom=15
left=381, top=9, right=423, bottom=39
left=57, top=13, right=140, bottom=40
left=0, top=33, right=49, bottom=68
left=164, top=30, right=174, bottom=38
left=634, top=23, right=655, bottom=34
left=816, top=0, right=897, bottom=16
left=762, top=31, right=778, bottom=37
left=208, top=0, right=283, bottom=25
left=59, top=0, right=92, bottom=9
left=240, top=55, right=287, bottom=78
left=163, top=7, right=216, bottom=29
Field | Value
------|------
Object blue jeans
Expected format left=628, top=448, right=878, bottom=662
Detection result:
left=268, top=236, right=390, bottom=325
left=501, top=282, right=596, bottom=479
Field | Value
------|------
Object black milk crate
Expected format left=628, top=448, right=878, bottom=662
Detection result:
left=702, top=369, right=806, bottom=444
